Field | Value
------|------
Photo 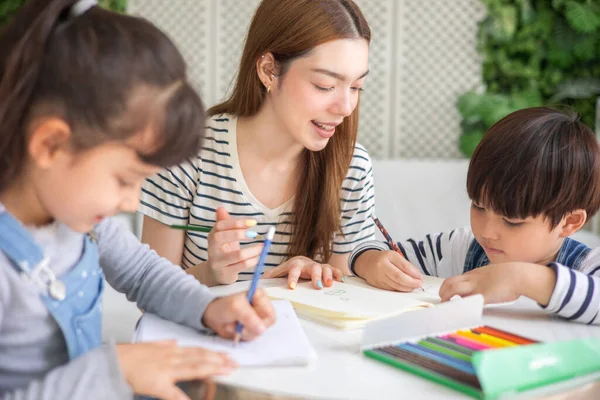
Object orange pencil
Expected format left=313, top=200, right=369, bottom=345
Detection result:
left=473, top=326, right=537, bottom=345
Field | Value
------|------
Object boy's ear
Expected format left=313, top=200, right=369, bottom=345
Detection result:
left=558, top=209, right=587, bottom=238
left=28, top=118, right=72, bottom=169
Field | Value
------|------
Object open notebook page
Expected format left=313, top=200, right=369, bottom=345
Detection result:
left=267, top=276, right=443, bottom=322
left=134, top=300, right=317, bottom=367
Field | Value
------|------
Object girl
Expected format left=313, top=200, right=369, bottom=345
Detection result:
left=140, top=0, right=376, bottom=290
left=0, top=1, right=275, bottom=399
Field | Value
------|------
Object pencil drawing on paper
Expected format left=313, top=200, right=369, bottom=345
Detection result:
left=324, top=289, right=350, bottom=301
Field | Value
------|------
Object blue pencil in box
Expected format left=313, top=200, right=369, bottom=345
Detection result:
left=234, top=226, right=276, bottom=346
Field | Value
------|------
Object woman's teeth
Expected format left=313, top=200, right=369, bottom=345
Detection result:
left=313, top=121, right=334, bottom=131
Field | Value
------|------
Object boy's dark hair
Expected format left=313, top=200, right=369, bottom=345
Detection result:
left=467, top=107, right=600, bottom=228
left=0, top=0, right=205, bottom=192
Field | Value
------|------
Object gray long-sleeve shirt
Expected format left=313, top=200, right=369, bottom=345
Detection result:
left=0, top=216, right=217, bottom=399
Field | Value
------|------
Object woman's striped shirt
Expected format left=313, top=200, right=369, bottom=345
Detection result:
left=139, top=114, right=376, bottom=278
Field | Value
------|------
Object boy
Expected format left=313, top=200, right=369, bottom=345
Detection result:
left=350, top=107, right=600, bottom=324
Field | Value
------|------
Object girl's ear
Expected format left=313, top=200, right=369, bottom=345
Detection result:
left=28, top=118, right=72, bottom=169
left=558, top=209, right=587, bottom=238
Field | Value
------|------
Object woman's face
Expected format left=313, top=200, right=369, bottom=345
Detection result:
left=269, top=38, right=369, bottom=151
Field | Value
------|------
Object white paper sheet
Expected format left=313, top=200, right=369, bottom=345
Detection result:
left=134, top=300, right=317, bottom=367
left=267, top=276, right=442, bottom=321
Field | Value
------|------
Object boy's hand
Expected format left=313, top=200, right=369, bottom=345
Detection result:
left=439, top=264, right=522, bottom=304
left=262, top=256, right=344, bottom=290
left=439, top=262, right=557, bottom=306
left=355, top=250, right=423, bottom=291
left=117, top=341, right=236, bottom=400
left=202, top=288, right=276, bottom=341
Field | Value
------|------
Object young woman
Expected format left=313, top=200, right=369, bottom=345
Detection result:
left=140, top=0, right=376, bottom=289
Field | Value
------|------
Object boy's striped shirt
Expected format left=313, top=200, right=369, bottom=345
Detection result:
left=350, top=227, right=600, bottom=325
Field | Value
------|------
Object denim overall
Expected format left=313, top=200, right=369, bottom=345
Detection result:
left=0, top=211, right=104, bottom=360
left=463, top=237, right=590, bottom=272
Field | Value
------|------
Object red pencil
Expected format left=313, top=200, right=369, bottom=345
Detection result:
left=371, top=215, right=405, bottom=257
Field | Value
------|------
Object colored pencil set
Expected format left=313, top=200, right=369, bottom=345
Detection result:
left=366, top=325, right=537, bottom=392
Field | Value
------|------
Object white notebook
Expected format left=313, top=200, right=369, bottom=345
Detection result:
left=134, top=300, right=317, bottom=367
left=267, top=276, right=443, bottom=330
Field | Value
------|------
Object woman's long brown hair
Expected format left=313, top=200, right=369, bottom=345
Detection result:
left=209, top=0, right=370, bottom=262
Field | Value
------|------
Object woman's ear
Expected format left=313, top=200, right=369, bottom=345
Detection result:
left=558, top=209, right=587, bottom=238
left=256, top=52, right=279, bottom=91
left=28, top=118, right=72, bottom=169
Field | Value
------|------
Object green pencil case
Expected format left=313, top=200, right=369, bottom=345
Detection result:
left=361, top=295, right=600, bottom=399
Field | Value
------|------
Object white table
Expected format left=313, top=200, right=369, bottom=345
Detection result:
left=206, top=279, right=600, bottom=400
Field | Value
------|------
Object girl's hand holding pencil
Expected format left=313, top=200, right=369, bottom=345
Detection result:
left=202, top=288, right=276, bottom=341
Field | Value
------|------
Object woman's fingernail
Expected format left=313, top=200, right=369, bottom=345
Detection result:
left=245, top=230, right=258, bottom=238
left=342, top=276, right=347, bottom=283
left=245, top=220, right=257, bottom=227
left=289, top=282, right=296, bottom=290
left=317, top=280, right=323, bottom=289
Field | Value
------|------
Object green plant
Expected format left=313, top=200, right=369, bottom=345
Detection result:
left=458, top=0, right=600, bottom=157
left=0, top=0, right=25, bottom=28
left=98, top=0, right=127, bottom=13
left=0, top=0, right=127, bottom=29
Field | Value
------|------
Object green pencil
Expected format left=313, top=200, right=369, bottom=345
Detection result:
left=170, top=224, right=212, bottom=233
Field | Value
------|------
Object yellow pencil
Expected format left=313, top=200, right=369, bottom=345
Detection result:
left=456, top=329, right=517, bottom=348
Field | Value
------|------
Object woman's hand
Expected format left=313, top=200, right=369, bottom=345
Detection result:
left=203, top=207, right=263, bottom=285
left=262, top=256, right=344, bottom=290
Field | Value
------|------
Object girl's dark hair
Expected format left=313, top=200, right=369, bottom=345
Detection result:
left=0, top=0, right=205, bottom=192
left=467, top=107, right=600, bottom=227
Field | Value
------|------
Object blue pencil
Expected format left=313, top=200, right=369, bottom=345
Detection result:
left=233, top=226, right=276, bottom=346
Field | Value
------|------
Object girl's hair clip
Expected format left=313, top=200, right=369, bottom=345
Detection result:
left=70, top=0, right=98, bottom=18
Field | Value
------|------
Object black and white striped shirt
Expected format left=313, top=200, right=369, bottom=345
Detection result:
left=140, top=114, right=375, bottom=278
